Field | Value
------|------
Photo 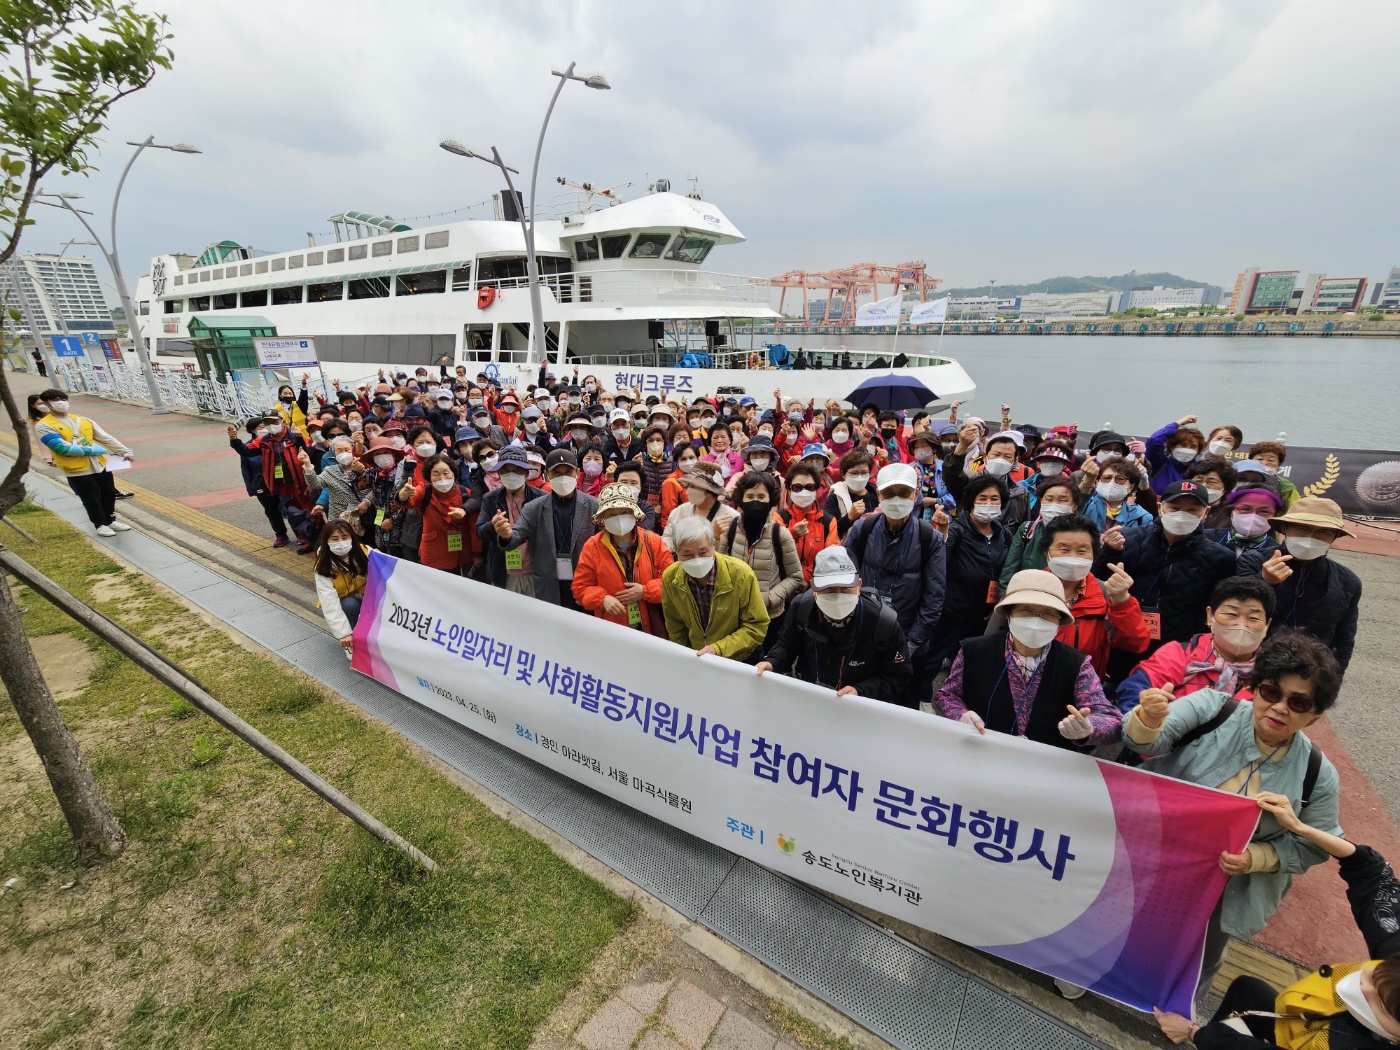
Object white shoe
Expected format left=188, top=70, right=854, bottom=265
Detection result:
left=1054, top=978, right=1088, bottom=1000
left=108, top=521, right=131, bottom=532
left=95, top=525, right=116, bottom=537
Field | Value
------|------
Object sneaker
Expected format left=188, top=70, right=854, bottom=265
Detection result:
left=272, top=535, right=288, bottom=548
left=108, top=521, right=131, bottom=532
left=114, top=490, right=135, bottom=499
left=95, top=525, right=116, bottom=537
left=1053, top=978, right=1088, bottom=1000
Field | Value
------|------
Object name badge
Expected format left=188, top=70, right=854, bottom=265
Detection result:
left=555, top=556, right=574, bottom=581
left=446, top=533, right=463, bottom=552
left=504, top=548, right=524, bottom=571
left=374, top=509, right=386, bottom=526
left=1142, top=609, right=1162, bottom=641
left=274, top=465, right=285, bottom=480
left=627, top=602, right=642, bottom=626
left=985, top=580, right=999, bottom=604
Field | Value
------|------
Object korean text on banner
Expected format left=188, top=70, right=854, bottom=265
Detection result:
left=351, top=553, right=1259, bottom=1014
left=253, top=337, right=319, bottom=369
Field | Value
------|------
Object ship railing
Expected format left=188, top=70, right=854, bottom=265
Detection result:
left=477, top=268, right=771, bottom=308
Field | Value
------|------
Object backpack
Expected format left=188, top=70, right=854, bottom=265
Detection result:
left=793, top=591, right=902, bottom=654
left=1173, top=698, right=1325, bottom=807
left=725, top=519, right=790, bottom=582
left=846, top=515, right=936, bottom=569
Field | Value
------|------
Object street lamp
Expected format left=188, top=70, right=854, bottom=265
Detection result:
left=37, top=136, right=201, bottom=414
left=440, top=61, right=607, bottom=369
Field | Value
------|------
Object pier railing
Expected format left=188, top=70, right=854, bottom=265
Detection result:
left=754, top=317, right=1400, bottom=338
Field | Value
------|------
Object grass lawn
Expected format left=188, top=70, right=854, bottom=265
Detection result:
left=0, top=501, right=636, bottom=1049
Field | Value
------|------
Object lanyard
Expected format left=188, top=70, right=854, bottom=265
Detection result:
left=983, top=653, right=1045, bottom=723
left=1237, top=742, right=1286, bottom=794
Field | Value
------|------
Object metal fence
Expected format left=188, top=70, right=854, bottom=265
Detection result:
left=52, top=361, right=334, bottom=424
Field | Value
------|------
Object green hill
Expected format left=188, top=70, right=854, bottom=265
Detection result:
left=940, top=272, right=1221, bottom=298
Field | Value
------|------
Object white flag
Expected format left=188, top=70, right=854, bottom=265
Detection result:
left=855, top=292, right=903, bottom=327
left=909, top=296, right=949, bottom=325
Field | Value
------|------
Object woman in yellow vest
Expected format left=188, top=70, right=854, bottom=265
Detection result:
left=34, top=387, right=135, bottom=536
left=274, top=378, right=312, bottom=441
left=1154, top=792, right=1400, bottom=1048
left=313, top=521, right=368, bottom=653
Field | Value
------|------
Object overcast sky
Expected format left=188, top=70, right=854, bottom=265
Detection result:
left=26, top=0, right=1400, bottom=301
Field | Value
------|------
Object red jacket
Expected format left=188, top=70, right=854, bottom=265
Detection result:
left=777, top=503, right=839, bottom=582
left=1055, top=574, right=1151, bottom=678
left=411, top=481, right=471, bottom=571
left=1115, top=632, right=1255, bottom=713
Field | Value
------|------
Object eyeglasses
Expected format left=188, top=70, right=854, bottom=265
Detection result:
left=789, top=483, right=817, bottom=492
left=1256, top=681, right=1315, bottom=715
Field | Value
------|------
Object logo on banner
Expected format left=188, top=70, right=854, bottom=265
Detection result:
left=777, top=834, right=797, bottom=854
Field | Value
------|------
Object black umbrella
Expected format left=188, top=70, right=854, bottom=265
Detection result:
left=844, top=373, right=937, bottom=411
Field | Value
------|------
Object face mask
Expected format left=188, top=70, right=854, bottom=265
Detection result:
left=1285, top=535, right=1330, bottom=560
left=48, top=400, right=69, bottom=414
left=603, top=514, right=636, bottom=537
left=1203, top=486, right=1223, bottom=504
left=455, top=393, right=469, bottom=403
left=680, top=556, right=715, bottom=579
left=1161, top=510, right=1202, bottom=537
left=758, top=428, right=774, bottom=440
left=1095, top=450, right=1117, bottom=464
left=328, top=539, right=354, bottom=556
left=983, top=457, right=1013, bottom=477
left=437, top=399, right=452, bottom=409
left=1096, top=481, right=1129, bottom=502
left=1255, top=461, right=1278, bottom=475
left=1047, top=556, right=1093, bottom=582
left=374, top=454, right=395, bottom=469
left=972, top=503, right=1002, bottom=522
left=528, top=467, right=541, bottom=481
left=1037, top=460, right=1065, bottom=476
left=647, top=441, right=665, bottom=457
left=473, top=416, right=490, bottom=429
left=481, top=453, right=499, bottom=472
left=311, top=432, right=327, bottom=446
left=914, top=448, right=934, bottom=463
left=500, top=472, right=526, bottom=491
left=469, top=398, right=483, bottom=409
left=388, top=434, right=406, bottom=448
left=815, top=591, right=860, bottom=622
left=1172, top=447, right=1198, bottom=464
left=431, top=477, right=456, bottom=493
left=255, top=427, right=269, bottom=438
left=790, top=488, right=817, bottom=508
left=741, top=500, right=770, bottom=525
left=525, top=423, right=541, bottom=435
left=788, top=411, right=803, bottom=422
left=678, top=458, right=697, bottom=474
left=1008, top=615, right=1059, bottom=650
left=335, top=451, right=355, bottom=467
left=832, top=430, right=849, bottom=443
left=1231, top=510, right=1271, bottom=538
left=845, top=473, right=869, bottom=490
left=569, top=397, right=581, bottom=406
left=881, top=428, right=896, bottom=438
left=539, top=399, right=554, bottom=412
left=585, top=383, right=597, bottom=393
left=612, top=426, right=630, bottom=439
left=1211, top=621, right=1267, bottom=655
left=549, top=475, right=577, bottom=497
left=571, top=429, right=590, bottom=442
left=270, top=423, right=287, bottom=436
left=880, top=496, right=914, bottom=520
left=348, top=420, right=362, bottom=431
left=700, top=416, right=716, bottom=427
left=867, top=445, right=881, bottom=457
left=686, top=486, right=709, bottom=506
left=749, top=456, right=771, bottom=471
left=574, top=458, right=600, bottom=477
left=415, top=442, right=436, bottom=458
left=280, top=394, right=294, bottom=403
left=1039, top=502, right=1072, bottom=521
left=1208, top=440, right=1233, bottom=457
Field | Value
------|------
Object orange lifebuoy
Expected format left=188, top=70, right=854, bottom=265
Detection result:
left=477, top=286, right=497, bottom=309
left=747, top=352, right=762, bottom=370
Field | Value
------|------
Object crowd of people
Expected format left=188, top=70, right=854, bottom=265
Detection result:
left=25, top=366, right=1390, bottom=1040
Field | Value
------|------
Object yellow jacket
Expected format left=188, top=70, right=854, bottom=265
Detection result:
left=661, top=552, right=770, bottom=660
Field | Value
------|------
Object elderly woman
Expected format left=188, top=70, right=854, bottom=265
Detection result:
left=1123, top=629, right=1342, bottom=999
left=573, top=483, right=674, bottom=637
left=661, top=514, right=769, bottom=661
left=307, top=433, right=372, bottom=525
left=715, top=470, right=806, bottom=650
left=661, top=461, right=737, bottom=551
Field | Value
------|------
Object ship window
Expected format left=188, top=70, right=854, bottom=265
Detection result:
left=164, top=299, right=182, bottom=314
left=240, top=263, right=253, bottom=275
left=601, top=234, right=630, bottom=259
left=211, top=268, right=223, bottom=279
left=272, top=286, right=303, bottom=305
left=539, top=255, right=573, bottom=275
left=349, top=277, right=391, bottom=300
left=214, top=293, right=238, bottom=310
left=307, top=251, right=324, bottom=266
left=199, top=270, right=210, bottom=281
left=255, top=261, right=268, bottom=273
left=173, top=274, right=183, bottom=286
left=349, top=244, right=367, bottom=260
left=573, top=237, right=599, bottom=262
left=396, top=270, right=446, bottom=296
left=371, top=240, right=392, bottom=258
left=307, top=281, right=343, bottom=303
left=396, top=235, right=419, bottom=253
left=425, top=230, right=449, bottom=250
left=477, top=256, right=527, bottom=283
left=139, top=300, right=150, bottom=315
left=451, top=265, right=472, bottom=291
left=628, top=232, right=671, bottom=259
left=288, top=255, right=304, bottom=269
left=327, top=247, right=345, bottom=263
left=271, top=258, right=285, bottom=271
left=665, top=236, right=715, bottom=264
left=189, top=295, right=211, bottom=311
left=240, top=289, right=268, bottom=307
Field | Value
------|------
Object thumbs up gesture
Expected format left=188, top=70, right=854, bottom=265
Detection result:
left=1057, top=705, right=1095, bottom=741
left=1137, top=682, right=1176, bottom=729
left=1261, top=549, right=1294, bottom=585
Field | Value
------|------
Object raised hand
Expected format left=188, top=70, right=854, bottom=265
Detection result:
left=848, top=499, right=866, bottom=520
left=1137, top=682, right=1175, bottom=728
left=491, top=509, right=512, bottom=538
left=955, top=423, right=980, bottom=454
left=1101, top=524, right=1125, bottom=551
left=226, top=425, right=237, bottom=439
left=1176, top=414, right=1198, bottom=426
left=1057, top=705, right=1095, bottom=741
left=1104, top=562, right=1133, bottom=604
left=932, top=505, right=951, bottom=530
left=1261, top=549, right=1294, bottom=585
left=790, top=519, right=809, bottom=538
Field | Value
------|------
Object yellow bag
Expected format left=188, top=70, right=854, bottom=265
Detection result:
left=1269, top=962, right=1369, bottom=1050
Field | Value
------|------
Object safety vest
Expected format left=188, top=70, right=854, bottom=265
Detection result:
left=42, top=414, right=106, bottom=474
left=1270, top=962, right=1371, bottom=1049
left=277, top=400, right=310, bottom=441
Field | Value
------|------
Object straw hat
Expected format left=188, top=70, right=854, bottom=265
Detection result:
left=1268, top=496, right=1352, bottom=536
left=994, top=569, right=1074, bottom=626
left=592, top=482, right=644, bottom=525
left=682, top=461, right=726, bottom=496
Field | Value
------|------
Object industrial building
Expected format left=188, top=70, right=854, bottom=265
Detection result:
left=0, top=252, right=116, bottom=337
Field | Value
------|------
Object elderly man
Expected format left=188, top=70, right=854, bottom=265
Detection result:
left=661, top=515, right=769, bottom=660
left=492, top=448, right=597, bottom=609
left=756, top=547, right=912, bottom=706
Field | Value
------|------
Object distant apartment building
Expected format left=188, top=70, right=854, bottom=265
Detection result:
left=1016, top=290, right=1121, bottom=319
left=1379, top=266, right=1400, bottom=310
left=948, top=295, right=1019, bottom=318
left=0, top=252, right=116, bottom=336
left=1120, top=285, right=1206, bottom=311
left=1228, top=269, right=1298, bottom=313
left=1296, top=274, right=1368, bottom=313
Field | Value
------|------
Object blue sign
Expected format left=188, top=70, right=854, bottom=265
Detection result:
left=79, top=330, right=101, bottom=347
left=50, top=335, right=84, bottom=358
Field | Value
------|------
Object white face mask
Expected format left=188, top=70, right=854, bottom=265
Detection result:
left=48, top=400, right=69, bottom=414
left=348, top=420, right=363, bottom=432
left=1095, top=450, right=1117, bottom=464
left=1203, top=486, right=1223, bottom=504
left=685, top=486, right=709, bottom=506
left=374, top=454, right=395, bottom=469
left=749, top=456, right=771, bottom=471
left=815, top=591, right=860, bottom=622
left=1039, top=502, right=1072, bottom=521
left=678, top=458, right=697, bottom=474
left=972, top=503, right=1002, bottom=522
left=571, top=428, right=591, bottom=442
left=790, top=488, right=817, bottom=508
left=831, top=430, right=849, bottom=443
left=1172, top=447, right=1198, bottom=464
left=603, top=514, right=636, bottom=537
left=528, top=467, right=541, bottom=480
left=255, top=427, right=269, bottom=438
left=1008, top=614, right=1060, bottom=650
left=549, top=475, right=577, bottom=497
left=983, top=457, right=1014, bottom=477
left=612, top=426, right=630, bottom=439
left=415, top=443, right=436, bottom=458
left=1208, top=439, right=1234, bottom=457
left=1037, top=460, right=1065, bottom=476
left=500, top=472, right=526, bottom=491
left=335, top=451, right=355, bottom=467
left=880, top=496, right=914, bottom=520
left=700, top=416, right=716, bottom=427
left=328, top=539, right=353, bottom=557
left=585, top=383, right=596, bottom=393
left=525, top=423, right=540, bottom=435
left=844, top=473, right=869, bottom=490
left=1231, top=510, right=1272, bottom=538
left=481, top=454, right=499, bottom=472
left=680, top=556, right=715, bottom=578
left=473, top=416, right=490, bottom=429
left=437, top=399, right=452, bottom=410
left=268, top=423, right=284, bottom=436
left=1255, top=461, right=1278, bottom=475
left=431, top=477, right=456, bottom=493
left=1047, top=556, right=1093, bottom=581
left=1161, top=509, right=1203, bottom=537
left=1096, top=481, right=1129, bottom=502
left=1211, top=621, right=1267, bottom=656
left=1285, top=535, right=1331, bottom=560
left=388, top=434, right=406, bottom=448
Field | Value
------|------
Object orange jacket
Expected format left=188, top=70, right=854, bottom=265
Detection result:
left=572, top=530, right=674, bottom=636
left=660, top=471, right=687, bottom=531
left=776, top=503, right=840, bottom=582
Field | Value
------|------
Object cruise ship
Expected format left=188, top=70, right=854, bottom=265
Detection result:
left=134, top=185, right=976, bottom=406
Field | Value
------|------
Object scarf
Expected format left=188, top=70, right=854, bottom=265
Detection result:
left=258, top=436, right=306, bottom=494
left=1183, top=648, right=1256, bottom=696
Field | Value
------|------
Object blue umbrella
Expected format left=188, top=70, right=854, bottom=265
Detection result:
left=844, top=373, right=936, bottom=411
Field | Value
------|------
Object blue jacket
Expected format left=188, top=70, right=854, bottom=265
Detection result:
left=1146, top=420, right=1195, bottom=495
left=1081, top=493, right=1155, bottom=532
left=842, top=514, right=946, bottom=651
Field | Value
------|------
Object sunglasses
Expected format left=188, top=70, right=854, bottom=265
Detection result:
left=1256, top=681, right=1314, bottom=715
left=789, top=483, right=818, bottom=493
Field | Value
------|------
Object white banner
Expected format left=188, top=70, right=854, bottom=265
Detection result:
left=854, top=293, right=903, bottom=327
left=909, top=297, right=949, bottom=325
left=254, top=337, right=319, bottom=369
left=352, top=552, right=1258, bottom=1014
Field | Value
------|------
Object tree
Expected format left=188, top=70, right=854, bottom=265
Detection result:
left=0, top=0, right=172, bottom=862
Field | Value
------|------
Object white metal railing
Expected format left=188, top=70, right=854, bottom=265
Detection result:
left=477, top=268, right=772, bottom=308
left=53, top=361, right=291, bottom=423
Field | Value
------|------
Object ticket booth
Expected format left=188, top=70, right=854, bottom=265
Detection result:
left=187, top=314, right=278, bottom=382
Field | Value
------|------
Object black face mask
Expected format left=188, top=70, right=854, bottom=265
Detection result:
left=881, top=428, right=896, bottom=437
left=280, top=394, right=294, bottom=403
left=741, top=500, right=771, bottom=529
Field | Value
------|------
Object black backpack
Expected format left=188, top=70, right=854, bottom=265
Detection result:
left=724, top=518, right=791, bottom=582
left=792, top=591, right=903, bottom=655
left=846, top=515, right=937, bottom=569
left=1173, top=698, right=1325, bottom=807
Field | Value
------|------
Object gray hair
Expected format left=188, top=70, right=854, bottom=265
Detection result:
left=671, top=514, right=714, bottom=552
left=330, top=435, right=354, bottom=453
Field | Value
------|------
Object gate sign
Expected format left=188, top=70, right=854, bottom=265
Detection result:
left=79, top=330, right=101, bottom=347
left=50, top=335, right=84, bottom=357
left=253, top=337, right=318, bottom=369
left=99, top=339, right=120, bottom=361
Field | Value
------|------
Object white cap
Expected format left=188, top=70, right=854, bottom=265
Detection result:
left=876, top=462, right=919, bottom=492
left=608, top=408, right=632, bottom=425
left=811, top=547, right=859, bottom=590
left=987, top=429, right=1025, bottom=450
